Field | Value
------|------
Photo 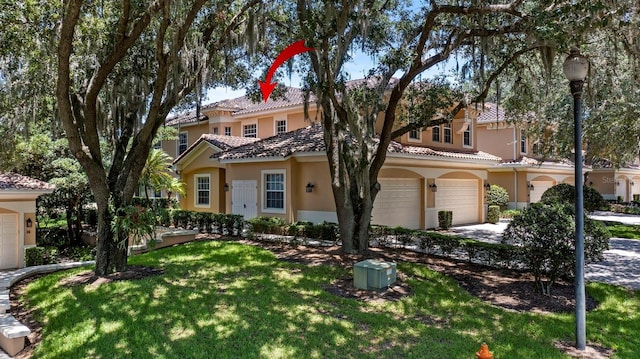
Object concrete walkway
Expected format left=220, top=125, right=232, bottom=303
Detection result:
left=0, top=261, right=94, bottom=358
left=450, top=212, right=640, bottom=290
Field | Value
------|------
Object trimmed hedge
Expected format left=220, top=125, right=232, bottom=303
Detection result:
left=438, top=211, right=452, bottom=229
left=487, top=205, right=500, bottom=224
left=541, top=183, right=608, bottom=212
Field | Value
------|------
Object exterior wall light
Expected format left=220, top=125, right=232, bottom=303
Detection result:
left=306, top=183, right=315, bottom=193
left=527, top=183, right=535, bottom=191
left=26, top=218, right=33, bottom=228
left=484, top=183, right=491, bottom=190
left=428, top=183, right=438, bottom=192
left=224, top=183, right=229, bottom=192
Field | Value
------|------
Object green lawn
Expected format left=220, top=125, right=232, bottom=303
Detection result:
left=21, top=241, right=640, bottom=358
left=601, top=221, right=640, bottom=239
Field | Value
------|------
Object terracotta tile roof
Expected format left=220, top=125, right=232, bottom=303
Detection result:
left=0, top=173, right=55, bottom=191
left=174, top=134, right=260, bottom=164
left=233, top=87, right=316, bottom=116
left=496, top=156, right=577, bottom=168
left=218, top=124, right=325, bottom=160
left=204, top=96, right=254, bottom=111
left=392, top=145, right=502, bottom=162
left=218, top=124, right=501, bottom=163
left=165, top=110, right=208, bottom=126
left=476, top=102, right=505, bottom=124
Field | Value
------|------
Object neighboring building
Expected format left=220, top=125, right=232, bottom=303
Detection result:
left=169, top=85, right=502, bottom=228
left=587, top=163, right=640, bottom=202
left=476, top=103, right=580, bottom=209
left=0, top=173, right=54, bottom=269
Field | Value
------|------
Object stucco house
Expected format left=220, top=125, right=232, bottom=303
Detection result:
left=0, top=173, right=54, bottom=269
left=170, top=87, right=502, bottom=229
left=476, top=103, right=581, bottom=209
left=588, top=165, right=640, bottom=202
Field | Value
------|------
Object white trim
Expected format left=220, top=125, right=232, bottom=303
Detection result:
left=431, top=125, right=441, bottom=142
left=520, top=128, right=527, bottom=155
left=243, top=122, right=258, bottom=138
left=261, top=169, right=286, bottom=214
left=443, top=123, right=452, bottom=144
left=275, top=119, right=287, bottom=135
left=194, top=174, right=211, bottom=208
left=462, top=123, right=473, bottom=148
left=407, top=129, right=422, bottom=143
left=178, top=132, right=188, bottom=155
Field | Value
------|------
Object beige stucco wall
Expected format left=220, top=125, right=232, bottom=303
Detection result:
left=476, top=126, right=515, bottom=161
left=162, top=122, right=209, bottom=160
left=24, top=213, right=36, bottom=246
left=292, top=161, right=335, bottom=213
left=226, top=160, right=295, bottom=222
left=588, top=170, right=616, bottom=200
left=180, top=167, right=224, bottom=213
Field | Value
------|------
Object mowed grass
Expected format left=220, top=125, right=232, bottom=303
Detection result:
left=601, top=221, right=640, bottom=239
left=21, top=241, right=640, bottom=358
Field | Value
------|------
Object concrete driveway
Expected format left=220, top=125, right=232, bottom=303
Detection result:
left=450, top=212, right=640, bottom=290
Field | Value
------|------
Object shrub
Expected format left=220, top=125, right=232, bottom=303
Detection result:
left=437, top=211, right=452, bottom=229
left=26, top=247, right=58, bottom=266
left=172, top=210, right=193, bottom=228
left=487, top=185, right=509, bottom=210
left=487, top=205, right=500, bottom=224
left=85, top=208, right=98, bottom=226
left=541, top=183, right=607, bottom=212
left=502, top=202, right=610, bottom=295
left=155, top=208, right=172, bottom=227
left=500, top=209, right=521, bottom=218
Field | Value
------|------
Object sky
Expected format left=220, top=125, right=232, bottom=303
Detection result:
left=205, top=48, right=454, bottom=104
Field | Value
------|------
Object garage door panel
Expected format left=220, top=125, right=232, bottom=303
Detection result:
left=0, top=214, right=19, bottom=269
left=435, top=179, right=478, bottom=225
left=372, top=179, right=421, bottom=229
left=529, top=180, right=554, bottom=203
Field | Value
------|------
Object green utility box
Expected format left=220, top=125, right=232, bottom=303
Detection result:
left=353, top=259, right=397, bottom=290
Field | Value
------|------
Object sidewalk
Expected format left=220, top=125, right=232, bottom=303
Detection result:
left=0, top=261, right=94, bottom=358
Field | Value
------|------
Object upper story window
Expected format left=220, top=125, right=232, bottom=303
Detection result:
left=443, top=123, right=452, bottom=144
left=195, top=174, right=210, bottom=207
left=408, top=128, right=421, bottom=142
left=520, top=129, right=527, bottom=154
left=153, top=140, right=162, bottom=150
left=244, top=124, right=257, bottom=138
left=431, top=126, right=440, bottom=142
left=224, top=127, right=231, bottom=136
left=178, top=132, right=188, bottom=155
left=262, top=170, right=285, bottom=213
left=213, top=127, right=219, bottom=135
left=463, top=124, right=472, bottom=147
left=276, top=120, right=287, bottom=135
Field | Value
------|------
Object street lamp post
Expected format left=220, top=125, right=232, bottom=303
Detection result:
left=563, top=47, right=589, bottom=351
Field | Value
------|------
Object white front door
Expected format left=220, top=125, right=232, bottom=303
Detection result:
left=231, top=180, right=258, bottom=220
left=616, top=178, right=627, bottom=202
left=0, top=214, right=19, bottom=269
left=435, top=179, right=479, bottom=225
left=372, top=178, right=421, bottom=229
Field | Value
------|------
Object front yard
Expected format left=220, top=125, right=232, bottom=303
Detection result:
left=16, top=240, right=640, bottom=358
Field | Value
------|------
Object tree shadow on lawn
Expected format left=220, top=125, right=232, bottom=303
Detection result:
left=11, top=240, right=624, bottom=358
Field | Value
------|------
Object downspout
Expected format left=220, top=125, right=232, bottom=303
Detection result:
left=513, top=167, right=518, bottom=210
left=513, top=126, right=517, bottom=160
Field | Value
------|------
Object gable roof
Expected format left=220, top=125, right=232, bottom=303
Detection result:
left=174, top=134, right=260, bottom=165
left=0, top=173, right=55, bottom=191
left=218, top=124, right=501, bottom=163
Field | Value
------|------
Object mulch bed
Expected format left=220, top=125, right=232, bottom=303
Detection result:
left=9, top=239, right=612, bottom=358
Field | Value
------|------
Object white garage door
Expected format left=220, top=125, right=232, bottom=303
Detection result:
left=529, top=181, right=555, bottom=203
left=372, top=179, right=421, bottom=229
left=0, top=214, right=19, bottom=270
left=435, top=179, right=478, bottom=225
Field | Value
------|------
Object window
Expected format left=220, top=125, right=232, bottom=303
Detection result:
left=520, top=129, right=527, bottom=154
left=444, top=123, right=452, bottom=144
left=213, top=127, right=219, bottom=135
left=431, top=126, right=440, bottom=142
left=224, top=127, right=231, bottom=136
left=463, top=124, right=472, bottom=147
left=153, top=189, right=162, bottom=198
left=276, top=120, right=287, bottom=135
left=408, top=128, right=421, bottom=142
left=178, top=132, right=188, bottom=155
left=153, top=140, right=162, bottom=149
left=244, top=124, right=257, bottom=138
left=195, top=175, right=210, bottom=207
left=262, top=170, right=285, bottom=213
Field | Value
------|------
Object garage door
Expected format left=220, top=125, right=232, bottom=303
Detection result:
left=0, top=214, right=19, bottom=270
left=435, top=179, right=478, bottom=225
left=529, top=180, right=555, bottom=203
left=371, top=179, right=421, bottom=229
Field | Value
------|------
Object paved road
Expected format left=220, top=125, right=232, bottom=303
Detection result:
left=450, top=213, right=640, bottom=290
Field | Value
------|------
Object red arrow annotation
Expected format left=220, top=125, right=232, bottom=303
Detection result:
left=259, top=40, right=314, bottom=102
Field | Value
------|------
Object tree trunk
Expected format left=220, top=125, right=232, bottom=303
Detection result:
left=94, top=192, right=127, bottom=276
